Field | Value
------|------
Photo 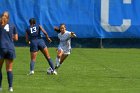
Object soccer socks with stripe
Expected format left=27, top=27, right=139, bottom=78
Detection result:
left=30, top=61, right=35, bottom=71
left=7, top=71, right=13, bottom=88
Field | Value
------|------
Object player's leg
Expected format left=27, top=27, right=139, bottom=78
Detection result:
left=0, top=49, right=5, bottom=90
left=55, top=48, right=71, bottom=69
left=38, top=39, right=56, bottom=74
left=55, top=49, right=63, bottom=69
left=60, top=54, right=68, bottom=65
left=5, top=49, right=16, bottom=92
left=55, top=54, right=68, bottom=69
left=29, top=51, right=37, bottom=75
left=29, top=40, right=39, bottom=75
left=5, top=59, right=13, bottom=92
left=41, top=47, right=56, bottom=72
left=0, top=59, right=4, bottom=90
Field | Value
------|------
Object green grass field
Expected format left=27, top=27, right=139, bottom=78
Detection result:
left=1, top=47, right=140, bottom=93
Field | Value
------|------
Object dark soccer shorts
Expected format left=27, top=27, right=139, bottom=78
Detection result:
left=0, top=48, right=16, bottom=59
left=30, top=39, right=47, bottom=52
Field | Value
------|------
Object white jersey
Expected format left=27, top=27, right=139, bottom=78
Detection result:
left=58, top=31, right=71, bottom=54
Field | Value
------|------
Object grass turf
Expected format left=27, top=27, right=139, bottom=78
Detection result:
left=1, top=47, right=140, bottom=93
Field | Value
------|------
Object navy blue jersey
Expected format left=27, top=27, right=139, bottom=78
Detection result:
left=26, top=25, right=42, bottom=40
left=0, top=23, right=17, bottom=50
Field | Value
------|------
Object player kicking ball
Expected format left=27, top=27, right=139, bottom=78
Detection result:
left=47, top=24, right=76, bottom=74
left=26, top=18, right=57, bottom=75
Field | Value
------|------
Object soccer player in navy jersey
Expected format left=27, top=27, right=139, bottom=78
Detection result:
left=26, top=18, right=57, bottom=75
left=53, top=24, right=76, bottom=70
left=0, top=11, right=18, bottom=92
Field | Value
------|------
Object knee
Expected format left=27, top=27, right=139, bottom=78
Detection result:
left=6, top=68, right=12, bottom=72
left=45, top=55, right=50, bottom=59
left=31, top=59, right=36, bottom=62
left=6, top=65, right=12, bottom=71
left=31, top=57, right=36, bottom=62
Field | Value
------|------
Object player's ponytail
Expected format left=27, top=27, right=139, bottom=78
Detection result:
left=29, top=18, right=36, bottom=25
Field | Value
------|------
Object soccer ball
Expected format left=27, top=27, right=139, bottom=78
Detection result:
left=47, top=67, right=53, bottom=75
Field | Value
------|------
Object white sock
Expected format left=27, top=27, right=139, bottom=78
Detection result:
left=56, top=57, right=60, bottom=67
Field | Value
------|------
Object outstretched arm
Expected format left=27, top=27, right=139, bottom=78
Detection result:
left=71, top=32, right=77, bottom=38
left=54, top=26, right=61, bottom=33
left=39, top=25, right=52, bottom=43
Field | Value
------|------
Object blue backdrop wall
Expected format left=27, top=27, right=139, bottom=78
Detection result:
left=0, top=0, right=140, bottom=38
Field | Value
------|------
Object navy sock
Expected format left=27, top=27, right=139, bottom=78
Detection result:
left=30, top=61, right=35, bottom=71
left=7, top=71, right=13, bottom=88
left=46, top=58, right=55, bottom=71
left=0, top=70, right=2, bottom=87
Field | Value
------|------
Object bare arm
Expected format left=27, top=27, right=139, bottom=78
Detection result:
left=54, top=26, right=61, bottom=33
left=71, top=32, right=77, bottom=38
left=25, top=32, right=30, bottom=44
left=39, top=25, right=52, bottom=43
left=13, top=34, right=18, bottom=41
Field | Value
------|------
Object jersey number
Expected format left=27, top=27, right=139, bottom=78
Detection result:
left=30, top=27, right=37, bottom=33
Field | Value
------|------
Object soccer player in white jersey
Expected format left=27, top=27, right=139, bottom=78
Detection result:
left=54, top=24, right=76, bottom=69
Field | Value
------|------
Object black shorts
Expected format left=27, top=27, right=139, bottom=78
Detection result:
left=0, top=48, right=16, bottom=59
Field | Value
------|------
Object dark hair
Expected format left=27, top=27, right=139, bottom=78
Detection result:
left=60, top=23, right=66, bottom=28
left=29, top=18, right=36, bottom=25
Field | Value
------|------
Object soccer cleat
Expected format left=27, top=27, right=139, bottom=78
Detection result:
left=52, top=70, right=57, bottom=75
left=47, top=67, right=53, bottom=75
left=9, top=87, right=13, bottom=92
left=47, top=67, right=57, bottom=75
left=27, top=71, right=34, bottom=75
left=55, top=63, right=61, bottom=69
